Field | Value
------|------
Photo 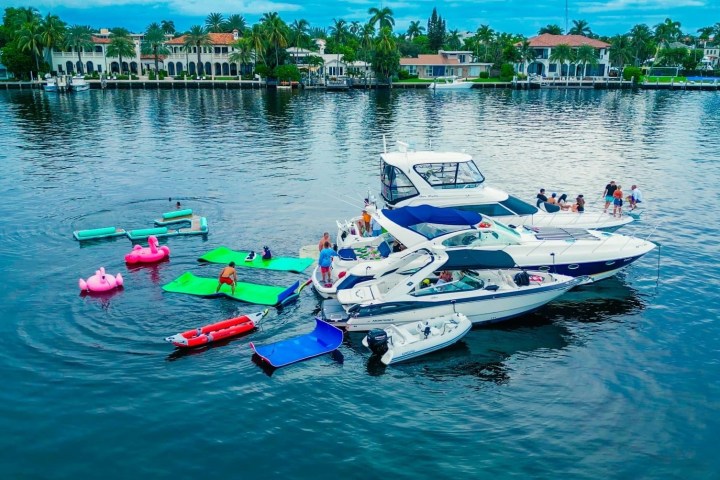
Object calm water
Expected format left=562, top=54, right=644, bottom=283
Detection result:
left=1, top=87, right=719, bottom=478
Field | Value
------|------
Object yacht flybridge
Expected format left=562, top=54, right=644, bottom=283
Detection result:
left=379, top=141, right=632, bottom=231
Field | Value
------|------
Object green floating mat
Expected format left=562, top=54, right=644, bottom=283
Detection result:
left=162, top=272, right=288, bottom=306
left=198, top=246, right=313, bottom=273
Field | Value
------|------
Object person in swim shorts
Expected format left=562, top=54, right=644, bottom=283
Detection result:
left=216, top=261, right=237, bottom=295
left=318, top=241, right=338, bottom=286
left=603, top=180, right=617, bottom=213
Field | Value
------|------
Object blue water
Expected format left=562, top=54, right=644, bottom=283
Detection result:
left=1, top=88, right=719, bottom=478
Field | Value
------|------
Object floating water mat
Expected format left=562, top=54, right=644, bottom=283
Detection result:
left=73, top=226, right=126, bottom=241
left=250, top=319, right=344, bottom=368
left=198, top=246, right=313, bottom=273
left=162, top=272, right=291, bottom=306
left=127, top=217, right=208, bottom=241
left=154, top=209, right=198, bottom=226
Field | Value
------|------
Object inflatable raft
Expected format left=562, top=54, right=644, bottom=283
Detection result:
left=165, top=310, right=268, bottom=348
left=73, top=226, right=126, bottom=241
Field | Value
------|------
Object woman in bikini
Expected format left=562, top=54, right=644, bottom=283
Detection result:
left=216, top=261, right=237, bottom=295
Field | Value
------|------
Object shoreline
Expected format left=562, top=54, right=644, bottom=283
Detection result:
left=2, top=78, right=719, bottom=91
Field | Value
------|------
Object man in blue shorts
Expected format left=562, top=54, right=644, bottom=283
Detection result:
left=603, top=181, right=617, bottom=213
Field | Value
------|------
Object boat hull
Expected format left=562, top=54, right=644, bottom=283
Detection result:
left=345, top=278, right=582, bottom=332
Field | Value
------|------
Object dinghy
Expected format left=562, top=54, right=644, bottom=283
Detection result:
left=362, top=312, right=472, bottom=365
left=165, top=310, right=268, bottom=348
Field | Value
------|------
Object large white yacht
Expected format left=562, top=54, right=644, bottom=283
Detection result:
left=379, top=141, right=631, bottom=231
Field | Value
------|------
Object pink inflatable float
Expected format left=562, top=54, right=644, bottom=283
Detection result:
left=124, top=235, right=170, bottom=264
left=79, top=267, right=124, bottom=292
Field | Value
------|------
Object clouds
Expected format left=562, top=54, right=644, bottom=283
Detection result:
left=578, top=0, right=706, bottom=14
left=8, top=0, right=303, bottom=16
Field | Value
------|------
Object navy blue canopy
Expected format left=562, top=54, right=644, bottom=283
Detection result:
left=382, top=205, right=482, bottom=228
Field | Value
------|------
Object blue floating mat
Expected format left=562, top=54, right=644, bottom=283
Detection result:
left=250, top=319, right=344, bottom=368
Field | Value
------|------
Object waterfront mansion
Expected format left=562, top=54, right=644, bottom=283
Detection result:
left=515, top=34, right=611, bottom=78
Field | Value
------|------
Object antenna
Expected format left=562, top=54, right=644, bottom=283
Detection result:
left=565, top=0, right=568, bottom=34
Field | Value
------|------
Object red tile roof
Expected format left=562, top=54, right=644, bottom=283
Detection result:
left=92, top=36, right=110, bottom=44
left=167, top=33, right=236, bottom=46
left=400, top=54, right=460, bottom=66
left=522, top=34, right=609, bottom=48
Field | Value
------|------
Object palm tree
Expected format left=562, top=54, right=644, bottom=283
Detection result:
left=261, top=12, right=288, bottom=68
left=205, top=13, right=225, bottom=33
left=406, top=21, right=424, bottom=41
left=629, top=23, right=654, bottom=66
left=446, top=29, right=462, bottom=50
left=549, top=43, right=573, bottom=77
left=368, top=7, right=394, bottom=30
left=360, top=22, right=375, bottom=65
left=184, top=25, right=211, bottom=76
left=474, top=25, right=494, bottom=62
left=697, top=26, right=714, bottom=44
left=17, top=20, right=43, bottom=75
left=329, top=19, right=348, bottom=78
left=569, top=19, right=591, bottom=37
left=539, top=24, right=563, bottom=35
left=374, top=26, right=398, bottom=83
left=106, top=33, right=135, bottom=74
left=224, top=14, right=247, bottom=34
left=141, top=23, right=170, bottom=74
left=229, top=37, right=253, bottom=74
left=309, top=27, right=327, bottom=40
left=609, top=34, right=632, bottom=69
left=575, top=44, right=598, bottom=77
left=39, top=13, right=66, bottom=68
left=290, top=19, right=310, bottom=50
left=64, top=25, right=94, bottom=74
left=652, top=18, right=682, bottom=70
left=6, top=6, right=40, bottom=30
left=247, top=24, right=267, bottom=66
left=349, top=21, right=361, bottom=39
left=161, top=20, right=176, bottom=36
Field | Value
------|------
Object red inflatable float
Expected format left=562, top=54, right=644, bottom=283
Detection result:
left=165, top=309, right=268, bottom=348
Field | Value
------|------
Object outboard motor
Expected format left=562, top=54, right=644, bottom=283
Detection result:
left=366, top=328, right=389, bottom=355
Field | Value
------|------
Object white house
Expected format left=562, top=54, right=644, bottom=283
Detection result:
left=165, top=30, right=252, bottom=76
left=400, top=50, right=491, bottom=79
left=515, top=34, right=611, bottom=77
left=702, top=45, right=719, bottom=69
left=48, top=28, right=144, bottom=75
left=287, top=40, right=372, bottom=79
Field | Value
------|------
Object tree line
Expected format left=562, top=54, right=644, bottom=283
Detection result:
left=1, top=5, right=718, bottom=81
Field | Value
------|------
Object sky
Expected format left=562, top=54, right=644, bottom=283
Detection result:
left=2, top=0, right=718, bottom=37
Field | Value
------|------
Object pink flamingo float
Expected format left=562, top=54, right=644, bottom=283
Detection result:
left=79, top=267, right=124, bottom=293
left=124, top=235, right=170, bottom=264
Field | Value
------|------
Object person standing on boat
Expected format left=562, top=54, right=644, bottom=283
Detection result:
left=216, top=262, right=237, bottom=296
left=629, top=185, right=643, bottom=210
left=318, top=232, right=331, bottom=251
left=362, top=209, right=371, bottom=236
left=603, top=181, right=617, bottom=213
left=318, top=242, right=338, bottom=286
left=613, top=185, right=624, bottom=217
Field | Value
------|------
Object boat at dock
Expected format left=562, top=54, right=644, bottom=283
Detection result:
left=70, top=75, right=89, bottom=92
left=431, top=76, right=473, bottom=90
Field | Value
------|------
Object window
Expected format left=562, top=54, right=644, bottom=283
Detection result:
left=459, top=54, right=466, bottom=63
left=214, top=47, right=221, bottom=54
left=413, top=161, right=485, bottom=190
left=380, top=161, right=419, bottom=204
left=95, top=46, right=102, bottom=53
left=549, top=64, right=557, bottom=73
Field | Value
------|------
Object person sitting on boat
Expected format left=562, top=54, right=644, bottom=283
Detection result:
left=571, top=195, right=585, bottom=213
left=318, top=241, right=339, bottom=286
left=261, top=246, right=272, bottom=260
left=628, top=185, right=643, bottom=210
left=436, top=271, right=453, bottom=286
left=216, top=262, right=237, bottom=296
left=536, top=188, right=548, bottom=206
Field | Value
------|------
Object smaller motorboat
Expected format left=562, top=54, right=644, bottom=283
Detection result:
left=432, top=76, right=474, bottom=90
left=362, top=312, right=472, bottom=365
left=165, top=309, right=268, bottom=348
left=43, top=74, right=58, bottom=92
left=70, top=75, right=90, bottom=92
left=125, top=235, right=170, bottom=264
left=79, top=267, right=123, bottom=292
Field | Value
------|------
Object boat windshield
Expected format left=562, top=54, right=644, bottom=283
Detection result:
left=408, top=222, right=474, bottom=240
left=456, top=195, right=539, bottom=216
left=413, top=161, right=485, bottom=190
left=381, top=160, right=419, bottom=204
left=411, top=272, right=485, bottom=296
